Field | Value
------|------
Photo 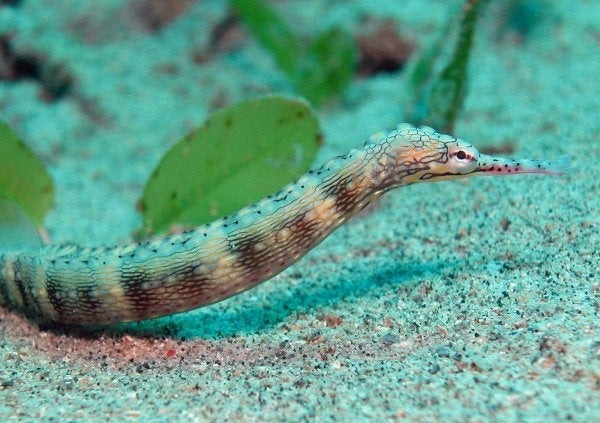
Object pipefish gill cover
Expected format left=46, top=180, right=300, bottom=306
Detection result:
left=0, top=1, right=597, bottom=422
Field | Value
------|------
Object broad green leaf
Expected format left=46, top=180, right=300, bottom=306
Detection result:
left=0, top=121, right=54, bottom=226
left=140, top=96, right=321, bottom=236
left=0, top=200, right=42, bottom=251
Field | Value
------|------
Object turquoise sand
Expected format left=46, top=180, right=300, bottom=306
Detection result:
left=0, top=0, right=599, bottom=421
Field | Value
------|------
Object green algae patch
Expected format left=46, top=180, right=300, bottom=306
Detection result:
left=140, top=96, right=321, bottom=237
left=0, top=121, right=54, bottom=227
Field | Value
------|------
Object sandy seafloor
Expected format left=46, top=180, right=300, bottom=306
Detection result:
left=0, top=0, right=599, bottom=421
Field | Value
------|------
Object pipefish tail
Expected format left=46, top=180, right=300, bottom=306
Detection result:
left=0, top=124, right=567, bottom=325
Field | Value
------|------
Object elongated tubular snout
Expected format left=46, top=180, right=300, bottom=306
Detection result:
left=475, top=154, right=570, bottom=176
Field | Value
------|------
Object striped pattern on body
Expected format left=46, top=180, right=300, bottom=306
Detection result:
left=0, top=124, right=566, bottom=325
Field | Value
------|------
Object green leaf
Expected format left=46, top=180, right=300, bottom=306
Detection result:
left=408, top=19, right=453, bottom=114
left=140, top=96, right=321, bottom=236
left=0, top=200, right=42, bottom=251
left=231, top=0, right=301, bottom=75
left=428, top=0, right=485, bottom=133
left=409, top=0, right=486, bottom=133
left=231, top=0, right=358, bottom=106
left=296, top=27, right=358, bottom=106
left=0, top=120, right=54, bottom=226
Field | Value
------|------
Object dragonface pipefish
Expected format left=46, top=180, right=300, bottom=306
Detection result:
left=0, top=124, right=567, bottom=325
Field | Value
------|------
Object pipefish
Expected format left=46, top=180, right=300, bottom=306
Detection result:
left=0, top=124, right=568, bottom=325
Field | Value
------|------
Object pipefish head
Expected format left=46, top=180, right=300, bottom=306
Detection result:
left=415, top=138, right=481, bottom=182
left=384, top=124, right=568, bottom=186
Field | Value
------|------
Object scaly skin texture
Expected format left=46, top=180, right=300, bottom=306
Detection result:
left=0, top=124, right=567, bottom=325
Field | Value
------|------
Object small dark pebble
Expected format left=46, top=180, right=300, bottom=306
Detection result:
left=435, top=345, right=455, bottom=358
left=428, top=363, right=441, bottom=374
left=382, top=333, right=399, bottom=346
left=1, top=379, right=14, bottom=389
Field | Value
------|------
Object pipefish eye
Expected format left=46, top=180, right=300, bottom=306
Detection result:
left=449, top=145, right=479, bottom=174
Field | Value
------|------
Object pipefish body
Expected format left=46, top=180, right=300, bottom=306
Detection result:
left=0, top=124, right=568, bottom=325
